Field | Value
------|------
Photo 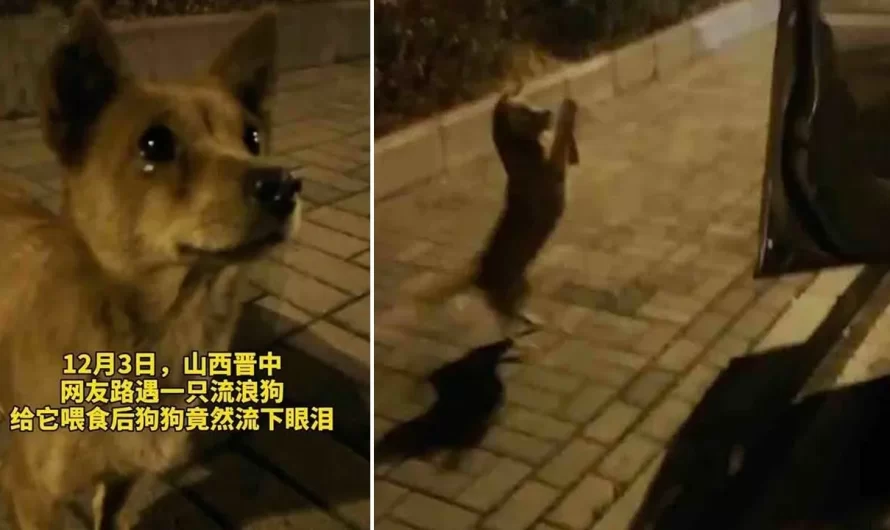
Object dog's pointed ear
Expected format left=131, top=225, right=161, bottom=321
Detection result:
left=40, top=0, right=127, bottom=167
left=209, top=7, right=278, bottom=117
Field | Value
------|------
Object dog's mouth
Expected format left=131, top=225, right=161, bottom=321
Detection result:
left=178, top=229, right=285, bottom=261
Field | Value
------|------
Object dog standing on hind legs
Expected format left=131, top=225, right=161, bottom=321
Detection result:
left=0, top=2, right=300, bottom=529
left=416, top=91, right=580, bottom=339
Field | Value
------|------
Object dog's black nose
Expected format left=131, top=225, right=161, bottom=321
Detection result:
left=247, top=167, right=301, bottom=219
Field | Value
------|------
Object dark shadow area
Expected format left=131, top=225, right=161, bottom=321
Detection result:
left=127, top=303, right=370, bottom=529
left=376, top=338, right=519, bottom=468
left=630, top=266, right=889, bottom=530
left=638, top=371, right=890, bottom=530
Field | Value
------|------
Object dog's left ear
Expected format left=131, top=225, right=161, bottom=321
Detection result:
left=40, top=1, right=128, bottom=168
left=209, top=8, right=278, bottom=117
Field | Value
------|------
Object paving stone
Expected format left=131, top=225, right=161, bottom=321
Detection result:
left=309, top=206, right=370, bottom=240
left=274, top=245, right=369, bottom=295
left=562, top=384, right=615, bottom=424
left=185, top=452, right=351, bottom=529
left=248, top=259, right=350, bottom=315
left=295, top=146, right=364, bottom=173
left=297, top=220, right=369, bottom=258
left=622, top=370, right=676, bottom=408
left=453, top=448, right=501, bottom=477
left=713, top=286, right=756, bottom=316
left=332, top=296, right=371, bottom=337
left=123, top=476, right=222, bottom=530
left=285, top=320, right=370, bottom=383
left=672, top=364, right=719, bottom=403
left=352, top=250, right=371, bottom=267
left=504, top=381, right=564, bottom=415
left=500, top=406, right=576, bottom=442
left=546, top=474, right=616, bottom=529
left=389, top=459, right=473, bottom=498
left=638, top=292, right=704, bottom=324
left=598, top=433, right=660, bottom=483
left=684, top=310, right=732, bottom=345
left=457, top=457, right=531, bottom=511
left=376, top=519, right=416, bottom=530
left=376, top=481, right=409, bottom=517
left=537, top=438, right=606, bottom=488
left=634, top=322, right=681, bottom=357
left=656, top=338, right=703, bottom=372
left=728, top=305, right=777, bottom=341
left=584, top=401, right=641, bottom=445
left=510, top=365, right=586, bottom=395
left=392, top=492, right=479, bottom=530
left=336, top=190, right=372, bottom=216
left=637, top=398, right=693, bottom=442
left=483, top=481, right=560, bottom=530
left=481, top=426, right=556, bottom=465
left=702, top=333, right=751, bottom=368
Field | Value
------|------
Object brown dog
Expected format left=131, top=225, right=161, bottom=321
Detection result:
left=0, top=2, right=300, bottom=529
left=417, top=92, right=579, bottom=335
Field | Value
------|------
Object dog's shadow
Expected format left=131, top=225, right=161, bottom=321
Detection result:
left=375, top=338, right=519, bottom=468
left=124, top=301, right=371, bottom=529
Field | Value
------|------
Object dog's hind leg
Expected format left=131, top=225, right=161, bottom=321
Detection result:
left=92, top=477, right=136, bottom=530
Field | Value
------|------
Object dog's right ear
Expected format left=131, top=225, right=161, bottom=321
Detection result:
left=208, top=8, right=278, bottom=119
left=40, top=1, right=126, bottom=168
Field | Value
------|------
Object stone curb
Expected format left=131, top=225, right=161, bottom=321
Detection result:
left=374, top=0, right=780, bottom=201
left=757, top=266, right=864, bottom=351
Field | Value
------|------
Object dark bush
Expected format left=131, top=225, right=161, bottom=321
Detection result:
left=0, top=0, right=298, bottom=18
left=376, top=0, right=731, bottom=136
left=375, top=0, right=515, bottom=135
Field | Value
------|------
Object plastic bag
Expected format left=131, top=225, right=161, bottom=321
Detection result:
left=757, top=0, right=890, bottom=276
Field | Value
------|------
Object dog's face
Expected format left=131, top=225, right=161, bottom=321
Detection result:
left=40, top=2, right=299, bottom=272
left=496, top=94, right=553, bottom=142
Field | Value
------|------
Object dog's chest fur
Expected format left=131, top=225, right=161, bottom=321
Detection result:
left=0, top=186, right=244, bottom=480
left=476, top=137, right=566, bottom=289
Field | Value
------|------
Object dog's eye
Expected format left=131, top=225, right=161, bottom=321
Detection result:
left=244, top=126, right=261, bottom=155
left=139, top=125, right=177, bottom=163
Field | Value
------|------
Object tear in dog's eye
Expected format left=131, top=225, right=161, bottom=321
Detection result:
left=139, top=125, right=177, bottom=163
left=244, top=126, right=261, bottom=155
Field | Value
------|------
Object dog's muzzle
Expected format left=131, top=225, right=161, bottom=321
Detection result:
left=246, top=166, right=303, bottom=220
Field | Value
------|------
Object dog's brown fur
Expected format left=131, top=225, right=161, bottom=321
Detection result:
left=417, top=93, right=579, bottom=334
left=0, top=2, right=300, bottom=529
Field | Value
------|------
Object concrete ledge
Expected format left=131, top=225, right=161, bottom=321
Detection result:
left=375, top=120, right=444, bottom=199
left=615, top=37, right=657, bottom=91
left=654, top=23, right=696, bottom=79
left=757, top=267, right=864, bottom=351
left=374, top=0, right=779, bottom=201
left=564, top=55, right=614, bottom=104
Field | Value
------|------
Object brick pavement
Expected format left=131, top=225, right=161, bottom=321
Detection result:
left=374, top=27, right=819, bottom=530
left=0, top=60, right=370, bottom=529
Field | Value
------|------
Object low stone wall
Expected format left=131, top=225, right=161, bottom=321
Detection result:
left=0, top=0, right=369, bottom=118
left=823, top=0, right=890, bottom=12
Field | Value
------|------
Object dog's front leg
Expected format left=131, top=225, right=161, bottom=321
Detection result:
left=1, top=455, right=59, bottom=530
left=92, top=478, right=136, bottom=530
left=547, top=98, right=580, bottom=170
